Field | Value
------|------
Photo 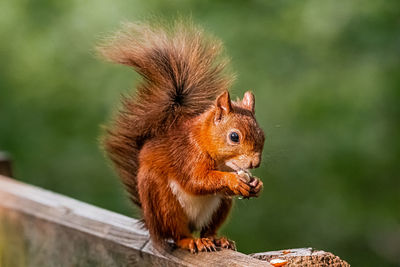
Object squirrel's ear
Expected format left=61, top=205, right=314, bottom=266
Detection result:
left=242, top=91, right=255, bottom=113
left=215, top=91, right=232, bottom=122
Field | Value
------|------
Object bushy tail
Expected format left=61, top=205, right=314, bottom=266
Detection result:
left=97, top=20, right=234, bottom=206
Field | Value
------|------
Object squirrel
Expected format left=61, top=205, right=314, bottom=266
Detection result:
left=97, top=20, right=265, bottom=253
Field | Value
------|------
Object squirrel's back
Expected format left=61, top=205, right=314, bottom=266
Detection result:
left=98, top=21, right=234, bottom=206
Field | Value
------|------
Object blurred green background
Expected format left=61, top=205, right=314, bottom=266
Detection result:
left=1, top=0, right=399, bottom=266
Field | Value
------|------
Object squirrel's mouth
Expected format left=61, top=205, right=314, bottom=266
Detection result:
left=225, top=161, right=253, bottom=183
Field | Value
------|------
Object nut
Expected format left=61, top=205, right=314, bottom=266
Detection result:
left=237, top=170, right=251, bottom=183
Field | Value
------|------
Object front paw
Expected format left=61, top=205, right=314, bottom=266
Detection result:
left=236, top=171, right=263, bottom=198
left=248, top=177, right=263, bottom=197
left=227, top=174, right=252, bottom=198
left=227, top=173, right=263, bottom=198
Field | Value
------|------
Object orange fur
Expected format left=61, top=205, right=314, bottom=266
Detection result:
left=98, top=20, right=265, bottom=252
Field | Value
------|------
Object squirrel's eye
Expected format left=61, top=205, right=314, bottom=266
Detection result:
left=229, top=132, right=240, bottom=143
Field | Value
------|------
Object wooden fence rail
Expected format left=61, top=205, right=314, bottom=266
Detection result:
left=0, top=174, right=350, bottom=266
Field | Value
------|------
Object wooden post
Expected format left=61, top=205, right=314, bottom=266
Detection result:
left=0, top=152, right=12, bottom=177
left=0, top=176, right=350, bottom=266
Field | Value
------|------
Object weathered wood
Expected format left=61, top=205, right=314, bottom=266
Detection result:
left=0, top=175, right=271, bottom=267
left=0, top=152, right=12, bottom=177
left=251, top=248, right=350, bottom=266
left=0, top=175, right=350, bottom=266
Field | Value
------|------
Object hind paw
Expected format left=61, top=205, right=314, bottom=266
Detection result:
left=213, top=236, right=236, bottom=251
left=176, top=237, right=217, bottom=253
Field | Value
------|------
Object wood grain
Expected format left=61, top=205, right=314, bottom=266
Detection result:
left=251, top=248, right=350, bottom=266
left=0, top=175, right=271, bottom=267
left=0, top=175, right=350, bottom=266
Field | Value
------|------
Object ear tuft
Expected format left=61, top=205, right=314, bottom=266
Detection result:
left=215, top=91, right=232, bottom=122
left=242, top=91, right=255, bottom=113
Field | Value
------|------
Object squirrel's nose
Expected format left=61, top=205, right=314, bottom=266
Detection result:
left=249, top=155, right=260, bottom=169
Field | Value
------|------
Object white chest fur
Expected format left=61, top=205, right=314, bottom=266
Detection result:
left=169, top=180, right=222, bottom=230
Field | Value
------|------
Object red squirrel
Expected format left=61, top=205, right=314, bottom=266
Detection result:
left=98, top=21, right=265, bottom=253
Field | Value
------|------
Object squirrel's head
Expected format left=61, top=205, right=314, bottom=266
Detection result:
left=205, top=90, right=265, bottom=172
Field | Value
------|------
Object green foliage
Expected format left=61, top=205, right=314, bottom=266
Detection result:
left=1, top=0, right=399, bottom=266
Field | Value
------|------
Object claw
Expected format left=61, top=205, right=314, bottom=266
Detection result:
left=195, top=239, right=205, bottom=252
left=249, top=179, right=263, bottom=197
left=177, top=238, right=216, bottom=253
left=249, top=177, right=259, bottom=187
left=213, top=237, right=236, bottom=251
